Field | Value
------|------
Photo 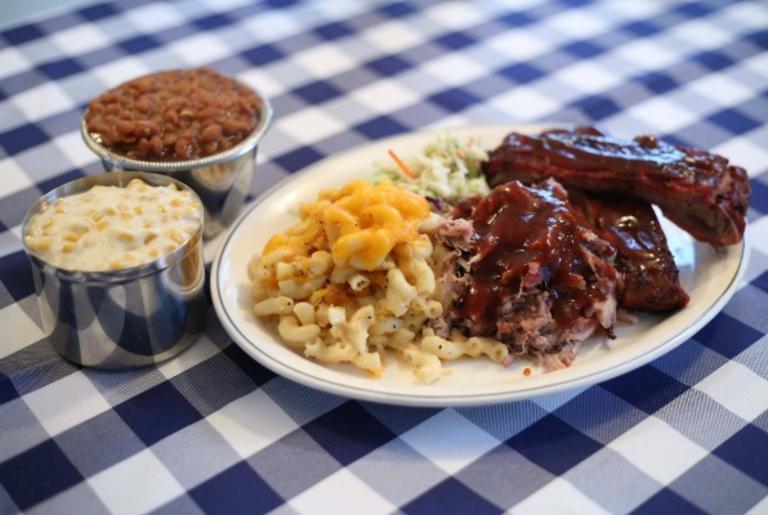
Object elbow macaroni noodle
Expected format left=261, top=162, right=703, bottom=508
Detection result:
left=250, top=180, right=510, bottom=383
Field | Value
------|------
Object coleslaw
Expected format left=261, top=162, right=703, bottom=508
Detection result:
left=374, top=134, right=490, bottom=209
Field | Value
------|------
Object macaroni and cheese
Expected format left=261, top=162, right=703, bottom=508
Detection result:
left=25, top=178, right=202, bottom=271
left=250, top=180, right=509, bottom=382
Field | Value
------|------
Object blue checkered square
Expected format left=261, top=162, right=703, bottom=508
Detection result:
left=2, top=24, right=45, bottom=45
left=118, top=34, right=161, bottom=54
left=631, top=488, right=707, bottom=515
left=366, top=54, right=412, bottom=76
left=0, top=124, right=49, bottom=155
left=38, top=57, right=84, bottom=80
left=293, top=80, right=343, bottom=104
left=506, top=415, right=602, bottom=475
left=303, top=402, right=395, bottom=466
left=403, top=477, right=502, bottom=515
left=714, top=424, right=768, bottom=487
left=601, top=366, right=688, bottom=414
left=115, top=382, right=202, bottom=446
left=695, top=313, right=763, bottom=359
left=0, top=440, right=82, bottom=510
left=190, top=462, right=283, bottom=514
left=241, top=43, right=284, bottom=66
left=314, top=21, right=355, bottom=41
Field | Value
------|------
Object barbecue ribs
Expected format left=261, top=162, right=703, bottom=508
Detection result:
left=483, top=127, right=750, bottom=246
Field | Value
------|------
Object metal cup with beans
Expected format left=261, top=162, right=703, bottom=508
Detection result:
left=81, top=67, right=273, bottom=240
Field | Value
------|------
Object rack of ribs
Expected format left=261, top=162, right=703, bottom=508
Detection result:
left=482, top=127, right=750, bottom=246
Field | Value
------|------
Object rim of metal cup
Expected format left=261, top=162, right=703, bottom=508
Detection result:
left=22, top=171, right=205, bottom=284
left=80, top=78, right=273, bottom=172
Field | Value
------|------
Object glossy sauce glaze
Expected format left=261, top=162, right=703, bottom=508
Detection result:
left=569, top=191, right=689, bottom=311
left=458, top=180, right=617, bottom=335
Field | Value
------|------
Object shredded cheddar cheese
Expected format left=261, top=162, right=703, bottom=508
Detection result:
left=260, top=180, right=430, bottom=274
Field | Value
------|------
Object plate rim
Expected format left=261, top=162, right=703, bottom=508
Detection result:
left=210, top=124, right=749, bottom=407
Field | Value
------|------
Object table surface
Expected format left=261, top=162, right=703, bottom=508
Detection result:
left=1, top=0, right=768, bottom=514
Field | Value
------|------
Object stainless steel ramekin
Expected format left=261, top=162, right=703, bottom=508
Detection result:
left=80, top=83, right=273, bottom=239
left=22, top=172, right=206, bottom=369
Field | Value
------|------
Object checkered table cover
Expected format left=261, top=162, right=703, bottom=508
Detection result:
left=1, top=0, right=767, bottom=513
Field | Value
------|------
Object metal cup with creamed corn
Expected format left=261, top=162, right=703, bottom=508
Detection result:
left=22, top=172, right=206, bottom=369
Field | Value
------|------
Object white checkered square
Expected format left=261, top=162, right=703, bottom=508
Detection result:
left=207, top=389, right=298, bottom=459
left=748, top=218, right=768, bottom=257
left=89, top=449, right=184, bottom=515
left=714, top=137, right=768, bottom=178
left=0, top=47, right=30, bottom=79
left=287, top=468, right=395, bottom=515
left=420, top=53, right=488, bottom=87
left=292, top=44, right=356, bottom=79
left=241, top=11, right=302, bottom=42
left=53, top=130, right=94, bottom=169
left=171, top=33, right=231, bottom=66
left=91, top=56, right=151, bottom=88
left=486, top=30, right=549, bottom=61
left=545, top=7, right=611, bottom=39
left=609, top=417, right=708, bottom=485
left=276, top=108, right=346, bottom=145
left=0, top=302, right=44, bottom=359
left=424, top=2, right=487, bottom=29
left=613, top=39, right=679, bottom=69
left=491, top=88, right=558, bottom=121
left=696, top=361, right=768, bottom=422
left=11, top=82, right=73, bottom=121
left=158, top=336, right=221, bottom=380
left=625, top=97, right=700, bottom=133
left=555, top=61, right=622, bottom=95
left=686, top=73, right=755, bottom=107
left=25, top=372, right=111, bottom=436
left=362, top=21, right=427, bottom=53
left=349, top=80, right=419, bottom=114
left=124, top=3, right=186, bottom=32
left=671, top=19, right=737, bottom=47
left=0, top=159, right=33, bottom=199
left=511, top=478, right=610, bottom=515
left=724, top=1, right=768, bottom=31
left=400, top=409, right=499, bottom=475
left=49, top=24, right=112, bottom=56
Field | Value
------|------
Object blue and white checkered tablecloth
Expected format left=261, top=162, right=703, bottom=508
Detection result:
left=1, top=0, right=768, bottom=513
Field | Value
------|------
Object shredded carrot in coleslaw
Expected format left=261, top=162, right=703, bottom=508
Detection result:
left=387, top=148, right=416, bottom=179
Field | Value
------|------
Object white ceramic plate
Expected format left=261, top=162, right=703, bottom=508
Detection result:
left=211, top=125, right=747, bottom=407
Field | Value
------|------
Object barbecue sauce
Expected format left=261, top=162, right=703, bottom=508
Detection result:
left=459, top=181, right=616, bottom=335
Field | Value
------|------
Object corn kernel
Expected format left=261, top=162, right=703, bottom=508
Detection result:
left=62, top=242, right=76, bottom=253
left=64, top=233, right=79, bottom=242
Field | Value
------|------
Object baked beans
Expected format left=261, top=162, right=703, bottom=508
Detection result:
left=85, top=68, right=261, bottom=161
